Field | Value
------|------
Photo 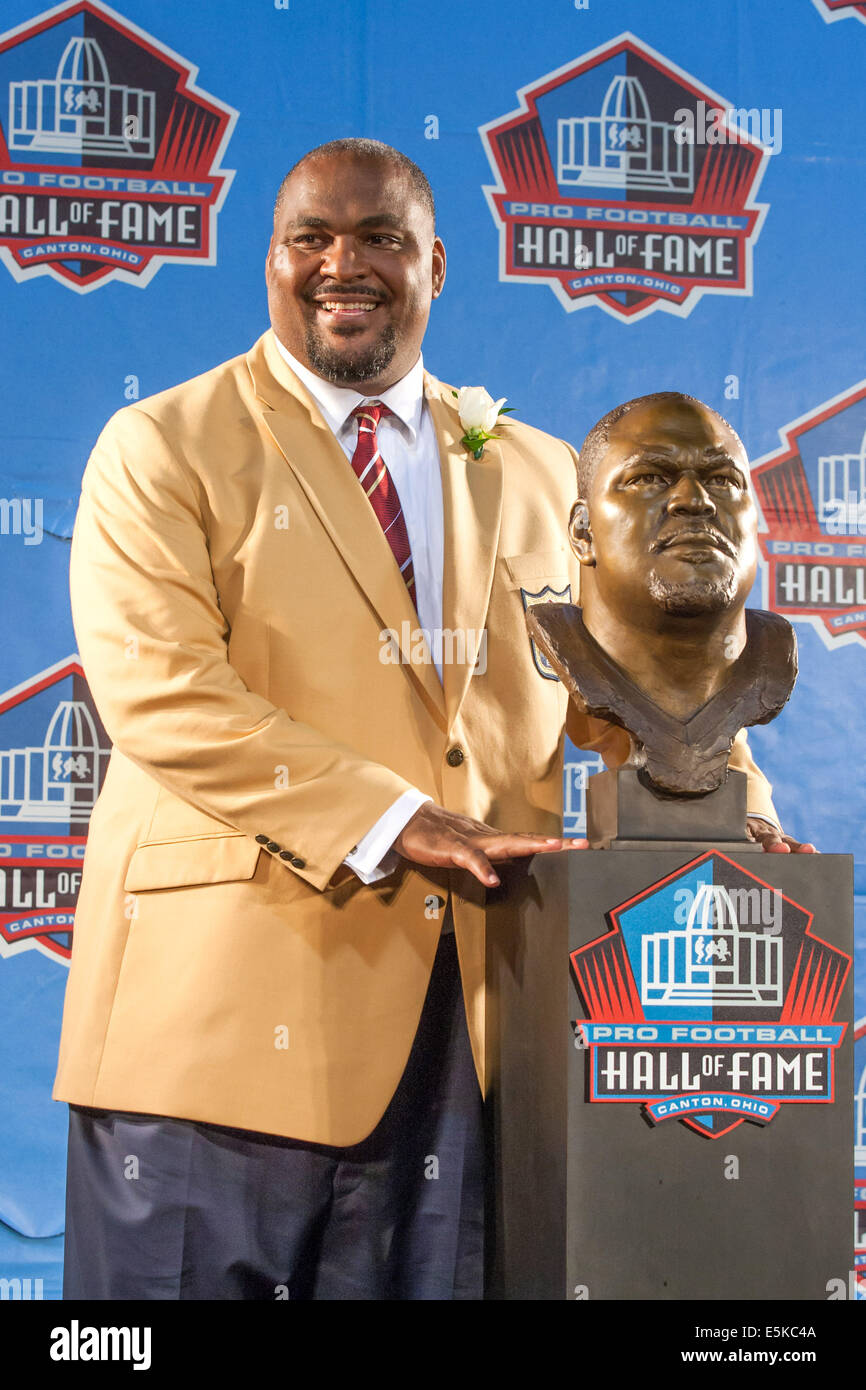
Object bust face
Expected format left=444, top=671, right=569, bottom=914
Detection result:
left=576, top=398, right=758, bottom=620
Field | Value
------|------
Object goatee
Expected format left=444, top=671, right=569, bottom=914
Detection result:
left=304, top=323, right=398, bottom=386
left=648, top=571, right=737, bottom=616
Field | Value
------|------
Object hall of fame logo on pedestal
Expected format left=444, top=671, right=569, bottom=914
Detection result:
left=479, top=32, right=769, bottom=323
left=752, top=379, right=866, bottom=649
left=0, top=655, right=111, bottom=964
left=0, top=0, right=236, bottom=291
left=571, top=851, right=850, bottom=1138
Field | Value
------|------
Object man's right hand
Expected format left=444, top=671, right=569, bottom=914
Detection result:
left=392, top=801, right=588, bottom=887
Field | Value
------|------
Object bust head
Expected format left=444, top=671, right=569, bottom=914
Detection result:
left=526, top=392, right=796, bottom=802
left=569, top=393, right=758, bottom=626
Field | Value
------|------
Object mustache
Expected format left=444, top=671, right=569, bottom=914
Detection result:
left=307, top=285, right=387, bottom=303
left=652, top=526, right=737, bottom=559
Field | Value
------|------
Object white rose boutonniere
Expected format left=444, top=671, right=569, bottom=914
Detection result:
left=452, top=386, right=514, bottom=459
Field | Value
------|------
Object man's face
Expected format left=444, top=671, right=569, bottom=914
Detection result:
left=575, top=399, right=758, bottom=619
left=266, top=153, right=445, bottom=392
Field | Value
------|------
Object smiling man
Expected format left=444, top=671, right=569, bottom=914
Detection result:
left=268, top=151, right=439, bottom=390
left=55, top=146, right=789, bottom=1303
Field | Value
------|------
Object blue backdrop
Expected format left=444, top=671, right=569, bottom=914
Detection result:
left=0, top=0, right=863, bottom=1299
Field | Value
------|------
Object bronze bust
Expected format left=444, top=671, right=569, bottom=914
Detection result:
left=528, top=392, right=797, bottom=798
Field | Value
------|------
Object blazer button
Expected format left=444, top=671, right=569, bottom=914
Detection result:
left=291, top=857, right=306, bottom=869
left=255, top=834, right=269, bottom=844
left=266, top=841, right=281, bottom=853
left=446, top=746, right=465, bottom=767
left=278, top=851, right=293, bottom=860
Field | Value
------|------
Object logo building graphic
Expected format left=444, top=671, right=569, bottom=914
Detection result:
left=641, top=883, right=783, bottom=1008
left=1, top=697, right=107, bottom=823
left=752, top=379, right=866, bottom=649
left=9, top=32, right=155, bottom=158
left=572, top=852, right=850, bottom=1138
left=0, top=0, right=236, bottom=290
left=480, top=32, right=769, bottom=322
left=556, top=72, right=694, bottom=195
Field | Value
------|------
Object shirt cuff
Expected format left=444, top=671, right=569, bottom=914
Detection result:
left=343, top=789, right=433, bottom=884
left=747, top=813, right=780, bottom=831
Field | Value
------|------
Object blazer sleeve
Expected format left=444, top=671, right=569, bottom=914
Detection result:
left=70, top=405, right=418, bottom=892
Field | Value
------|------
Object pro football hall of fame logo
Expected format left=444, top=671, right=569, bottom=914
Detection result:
left=753, top=380, right=866, bottom=649
left=0, top=657, right=111, bottom=966
left=0, top=0, right=236, bottom=291
left=572, top=852, right=851, bottom=1139
left=480, top=32, right=769, bottom=322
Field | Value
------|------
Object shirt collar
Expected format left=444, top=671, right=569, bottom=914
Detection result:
left=272, top=332, right=425, bottom=443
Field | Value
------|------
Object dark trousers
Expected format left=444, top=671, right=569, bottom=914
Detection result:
left=62, top=928, right=484, bottom=1300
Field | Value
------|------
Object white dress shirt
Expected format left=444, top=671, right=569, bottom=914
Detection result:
left=273, top=334, right=440, bottom=883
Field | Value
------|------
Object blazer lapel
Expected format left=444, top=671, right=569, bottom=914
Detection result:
left=247, top=332, right=447, bottom=725
left=425, top=375, right=504, bottom=730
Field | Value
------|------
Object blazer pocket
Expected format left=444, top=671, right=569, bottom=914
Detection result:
left=123, top=833, right=262, bottom=892
left=500, top=551, right=572, bottom=591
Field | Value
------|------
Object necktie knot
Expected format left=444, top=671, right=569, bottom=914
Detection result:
left=351, top=401, right=392, bottom=435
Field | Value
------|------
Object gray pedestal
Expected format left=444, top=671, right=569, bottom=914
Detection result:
left=486, top=845, right=854, bottom=1300
left=587, top=767, right=761, bottom=850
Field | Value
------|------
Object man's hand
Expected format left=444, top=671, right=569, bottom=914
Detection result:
left=746, top=817, right=817, bottom=854
left=392, top=802, right=588, bottom=887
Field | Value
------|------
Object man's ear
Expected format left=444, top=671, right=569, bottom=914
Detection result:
left=431, top=236, right=446, bottom=299
left=569, top=498, right=595, bottom=566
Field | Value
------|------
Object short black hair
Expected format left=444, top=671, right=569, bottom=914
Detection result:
left=576, top=391, right=745, bottom=497
left=274, top=138, right=436, bottom=231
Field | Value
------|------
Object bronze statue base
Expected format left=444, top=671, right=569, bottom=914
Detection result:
left=586, top=767, right=760, bottom=851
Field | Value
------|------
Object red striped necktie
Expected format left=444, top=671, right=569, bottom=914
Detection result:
left=349, top=402, right=417, bottom=609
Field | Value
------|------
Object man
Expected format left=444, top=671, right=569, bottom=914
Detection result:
left=53, top=140, right=798, bottom=1302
